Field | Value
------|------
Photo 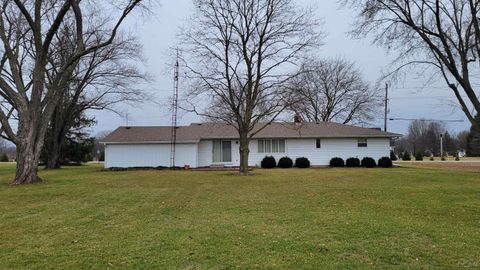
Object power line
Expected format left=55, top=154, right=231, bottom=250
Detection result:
left=388, top=117, right=465, bottom=123
left=388, top=96, right=457, bottom=100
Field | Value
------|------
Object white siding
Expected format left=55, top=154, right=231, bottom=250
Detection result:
left=248, top=140, right=284, bottom=166
left=105, top=143, right=198, bottom=168
left=278, top=138, right=391, bottom=166
left=197, top=140, right=213, bottom=167
left=105, top=138, right=391, bottom=168
left=197, top=138, right=391, bottom=167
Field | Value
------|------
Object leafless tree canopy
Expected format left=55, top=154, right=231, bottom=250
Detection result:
left=346, top=0, right=480, bottom=125
left=395, top=120, right=461, bottom=156
left=287, top=57, right=379, bottom=125
left=43, top=16, right=149, bottom=169
left=0, top=0, right=145, bottom=184
left=180, top=0, right=322, bottom=174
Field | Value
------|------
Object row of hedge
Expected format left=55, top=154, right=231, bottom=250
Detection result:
left=261, top=156, right=393, bottom=169
left=329, top=157, right=393, bottom=168
left=399, top=152, right=454, bottom=161
left=261, top=156, right=310, bottom=168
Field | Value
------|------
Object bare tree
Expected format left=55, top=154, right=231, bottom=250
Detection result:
left=457, top=130, right=470, bottom=151
left=396, top=119, right=446, bottom=155
left=346, top=0, right=480, bottom=155
left=43, top=20, right=148, bottom=169
left=0, top=0, right=145, bottom=185
left=287, top=57, right=379, bottom=125
left=180, top=0, right=322, bottom=175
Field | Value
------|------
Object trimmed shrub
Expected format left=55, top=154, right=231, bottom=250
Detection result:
left=361, top=157, right=376, bottom=168
left=402, top=152, right=411, bottom=161
left=390, top=150, right=398, bottom=161
left=261, top=156, right=276, bottom=169
left=345, top=157, right=360, bottom=168
left=295, top=157, right=310, bottom=168
left=415, top=152, right=423, bottom=161
left=329, top=157, right=345, bottom=167
left=429, top=156, right=435, bottom=161
left=278, top=157, right=293, bottom=168
left=378, top=157, right=393, bottom=168
left=0, top=152, right=8, bottom=162
left=441, top=156, right=446, bottom=161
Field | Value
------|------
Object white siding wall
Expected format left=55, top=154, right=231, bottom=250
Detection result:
left=105, top=143, right=198, bottom=168
left=197, top=140, right=213, bottom=167
left=198, top=138, right=391, bottom=167
left=105, top=138, right=391, bottom=168
left=278, top=138, right=390, bottom=166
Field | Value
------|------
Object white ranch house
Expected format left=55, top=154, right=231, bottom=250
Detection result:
left=102, top=122, right=400, bottom=168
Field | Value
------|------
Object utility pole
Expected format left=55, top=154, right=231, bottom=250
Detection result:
left=384, top=83, right=389, bottom=132
left=440, top=133, right=444, bottom=158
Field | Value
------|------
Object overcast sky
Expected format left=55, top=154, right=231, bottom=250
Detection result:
left=89, top=0, right=471, bottom=136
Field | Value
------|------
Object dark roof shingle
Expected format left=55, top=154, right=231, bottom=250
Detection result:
left=103, top=122, right=401, bottom=143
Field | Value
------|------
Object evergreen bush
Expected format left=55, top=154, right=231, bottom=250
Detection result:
left=295, top=157, right=310, bottom=168
left=261, top=156, right=276, bottom=169
left=278, top=157, right=293, bottom=168
left=329, top=157, right=345, bottom=167
left=378, top=157, right=393, bottom=168
left=361, top=157, right=376, bottom=168
left=390, top=150, right=397, bottom=161
left=345, top=157, right=361, bottom=167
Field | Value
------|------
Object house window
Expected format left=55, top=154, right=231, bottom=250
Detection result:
left=358, top=138, right=368, bottom=147
left=213, top=140, right=232, bottom=162
left=316, top=139, right=321, bottom=149
left=258, top=139, right=285, bottom=153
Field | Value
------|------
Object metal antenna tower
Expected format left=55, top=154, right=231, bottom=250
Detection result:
left=170, top=50, right=180, bottom=168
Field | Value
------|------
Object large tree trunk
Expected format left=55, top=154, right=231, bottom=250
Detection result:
left=46, top=144, right=61, bottom=169
left=45, top=126, right=65, bottom=169
left=12, top=137, right=42, bottom=185
left=239, top=131, right=250, bottom=176
left=467, top=116, right=480, bottom=157
left=11, top=64, right=47, bottom=184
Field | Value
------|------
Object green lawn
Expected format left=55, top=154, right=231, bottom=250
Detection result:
left=0, top=164, right=479, bottom=269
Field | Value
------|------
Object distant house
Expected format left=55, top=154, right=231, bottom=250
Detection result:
left=102, top=122, right=400, bottom=168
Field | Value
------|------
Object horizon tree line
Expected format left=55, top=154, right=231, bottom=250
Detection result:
left=394, top=120, right=470, bottom=157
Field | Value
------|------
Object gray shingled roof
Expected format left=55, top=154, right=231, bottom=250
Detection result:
left=103, top=122, right=401, bottom=143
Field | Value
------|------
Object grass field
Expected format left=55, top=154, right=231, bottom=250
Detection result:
left=0, top=163, right=479, bottom=269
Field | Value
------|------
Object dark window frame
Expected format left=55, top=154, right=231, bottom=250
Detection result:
left=316, top=138, right=321, bottom=149
left=357, top=138, right=368, bottom=148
